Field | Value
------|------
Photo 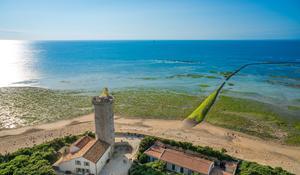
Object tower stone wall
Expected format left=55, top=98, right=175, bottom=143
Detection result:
left=92, top=92, right=115, bottom=145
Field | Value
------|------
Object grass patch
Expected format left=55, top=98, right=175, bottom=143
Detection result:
left=113, top=89, right=202, bottom=119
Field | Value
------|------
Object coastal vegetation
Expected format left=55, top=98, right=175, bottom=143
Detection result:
left=166, top=74, right=205, bottom=79
left=0, top=87, right=93, bottom=128
left=1, top=87, right=299, bottom=145
left=131, top=136, right=293, bottom=175
left=208, top=71, right=233, bottom=78
left=0, top=135, right=79, bottom=175
left=186, top=89, right=219, bottom=123
left=206, top=95, right=300, bottom=145
left=287, top=105, right=300, bottom=111
left=166, top=74, right=219, bottom=79
left=219, top=71, right=233, bottom=78
left=129, top=161, right=173, bottom=175
left=198, top=84, right=210, bottom=88
left=237, top=161, right=293, bottom=175
left=113, top=89, right=202, bottom=119
left=265, top=79, right=300, bottom=89
left=137, top=77, right=159, bottom=80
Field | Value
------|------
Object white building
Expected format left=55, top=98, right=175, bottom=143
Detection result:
left=144, top=142, right=215, bottom=175
left=53, top=136, right=112, bottom=175
left=53, top=88, right=115, bottom=175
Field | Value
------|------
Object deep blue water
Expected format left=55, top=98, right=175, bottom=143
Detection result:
left=1, top=40, right=300, bottom=104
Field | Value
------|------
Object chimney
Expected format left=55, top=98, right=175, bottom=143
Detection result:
left=92, top=88, right=115, bottom=145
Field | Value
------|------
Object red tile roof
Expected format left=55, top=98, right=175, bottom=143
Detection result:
left=144, top=142, right=214, bottom=175
left=83, top=139, right=110, bottom=163
left=54, top=136, right=110, bottom=165
left=73, top=136, right=92, bottom=149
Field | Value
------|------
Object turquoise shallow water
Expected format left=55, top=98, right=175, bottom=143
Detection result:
left=0, top=40, right=300, bottom=104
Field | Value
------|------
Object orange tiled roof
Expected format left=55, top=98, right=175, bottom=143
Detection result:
left=73, top=136, right=92, bottom=149
left=83, top=139, right=110, bottom=163
left=144, top=142, right=214, bottom=174
left=54, top=136, right=110, bottom=165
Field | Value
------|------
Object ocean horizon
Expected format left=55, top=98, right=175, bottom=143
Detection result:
left=1, top=40, right=300, bottom=104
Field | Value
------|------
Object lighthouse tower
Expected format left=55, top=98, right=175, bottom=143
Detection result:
left=92, top=88, right=115, bottom=145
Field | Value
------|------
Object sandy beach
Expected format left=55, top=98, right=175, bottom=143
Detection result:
left=0, top=114, right=300, bottom=174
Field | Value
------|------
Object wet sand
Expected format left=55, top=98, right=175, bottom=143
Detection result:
left=0, top=113, right=300, bottom=174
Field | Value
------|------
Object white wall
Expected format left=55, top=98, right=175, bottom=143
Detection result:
left=57, top=146, right=112, bottom=175
left=58, top=157, right=96, bottom=175
left=95, top=146, right=112, bottom=175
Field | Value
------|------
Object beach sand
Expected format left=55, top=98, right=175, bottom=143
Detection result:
left=0, top=114, right=300, bottom=174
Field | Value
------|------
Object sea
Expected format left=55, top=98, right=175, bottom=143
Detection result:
left=1, top=40, right=300, bottom=106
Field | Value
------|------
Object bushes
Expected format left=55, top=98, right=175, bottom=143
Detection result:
left=129, top=161, right=175, bottom=175
left=238, top=161, right=293, bottom=175
left=129, top=161, right=167, bottom=175
left=0, top=135, right=78, bottom=175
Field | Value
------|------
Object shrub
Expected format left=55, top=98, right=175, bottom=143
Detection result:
left=129, top=161, right=168, bottom=175
left=0, top=135, right=78, bottom=175
left=237, top=161, right=293, bottom=175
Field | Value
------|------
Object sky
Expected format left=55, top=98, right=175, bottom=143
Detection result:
left=0, top=0, right=300, bottom=40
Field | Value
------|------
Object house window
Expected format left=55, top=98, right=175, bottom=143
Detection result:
left=75, top=160, right=81, bottom=165
left=86, top=169, right=90, bottom=173
left=76, top=168, right=81, bottom=173
left=84, top=162, right=90, bottom=166
left=172, top=164, right=175, bottom=170
left=180, top=167, right=184, bottom=173
left=188, top=169, right=194, bottom=175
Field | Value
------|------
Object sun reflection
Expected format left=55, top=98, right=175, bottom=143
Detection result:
left=0, top=40, right=38, bottom=87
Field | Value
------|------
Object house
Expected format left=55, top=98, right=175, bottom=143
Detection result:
left=53, top=136, right=112, bottom=175
left=53, top=88, right=115, bottom=175
left=144, top=142, right=215, bottom=175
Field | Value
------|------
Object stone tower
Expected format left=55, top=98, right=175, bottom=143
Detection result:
left=92, top=88, right=115, bottom=145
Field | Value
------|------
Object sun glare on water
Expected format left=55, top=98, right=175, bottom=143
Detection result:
left=0, top=40, right=38, bottom=87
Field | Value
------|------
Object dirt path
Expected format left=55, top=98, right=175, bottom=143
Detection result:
left=0, top=114, right=300, bottom=174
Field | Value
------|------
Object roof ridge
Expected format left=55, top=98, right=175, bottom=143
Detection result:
left=82, top=139, right=97, bottom=158
left=160, top=149, right=166, bottom=159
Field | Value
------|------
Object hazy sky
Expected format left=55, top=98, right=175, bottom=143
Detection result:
left=0, top=0, right=300, bottom=40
